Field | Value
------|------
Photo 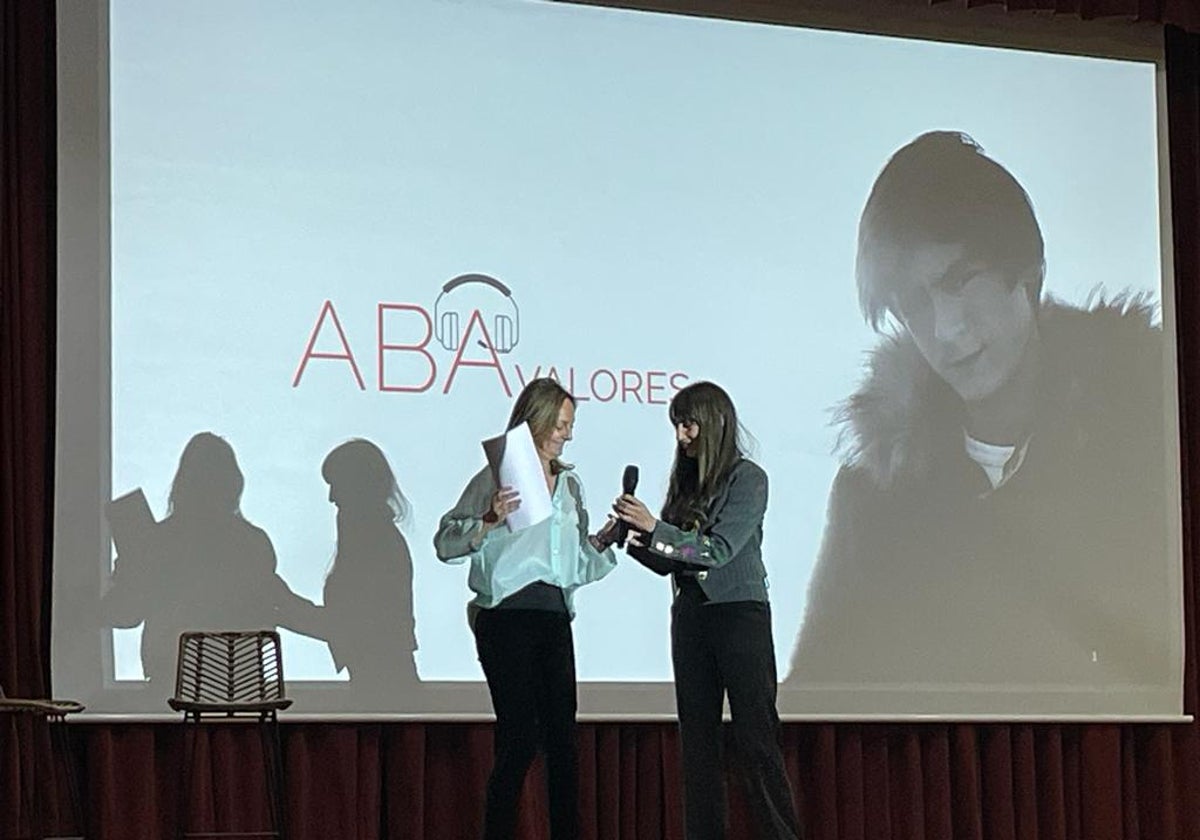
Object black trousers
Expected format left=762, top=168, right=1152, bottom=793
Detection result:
left=671, top=584, right=802, bottom=840
left=474, top=608, right=579, bottom=840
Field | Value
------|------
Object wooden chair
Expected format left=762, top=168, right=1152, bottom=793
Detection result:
left=169, top=630, right=291, bottom=840
left=0, top=685, right=86, bottom=839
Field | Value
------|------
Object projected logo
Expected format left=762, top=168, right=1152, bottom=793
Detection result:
left=433, top=273, right=520, bottom=355
left=291, top=274, right=688, bottom=404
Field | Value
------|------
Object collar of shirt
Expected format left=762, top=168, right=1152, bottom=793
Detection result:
left=963, top=430, right=1032, bottom=494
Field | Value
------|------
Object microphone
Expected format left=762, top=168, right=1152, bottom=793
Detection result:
left=616, top=464, right=639, bottom=548
left=622, top=464, right=639, bottom=496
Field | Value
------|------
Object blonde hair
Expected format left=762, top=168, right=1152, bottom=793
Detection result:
left=507, top=378, right=576, bottom=473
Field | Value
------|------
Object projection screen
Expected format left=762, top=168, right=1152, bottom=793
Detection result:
left=54, top=0, right=1184, bottom=719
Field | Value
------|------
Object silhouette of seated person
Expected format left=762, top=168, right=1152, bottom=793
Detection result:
left=103, top=432, right=320, bottom=696
left=316, top=439, right=419, bottom=698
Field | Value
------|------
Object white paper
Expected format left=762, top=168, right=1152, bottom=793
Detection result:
left=481, top=423, right=553, bottom=533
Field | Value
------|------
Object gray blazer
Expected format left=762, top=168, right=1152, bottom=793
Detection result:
left=630, top=459, right=770, bottom=604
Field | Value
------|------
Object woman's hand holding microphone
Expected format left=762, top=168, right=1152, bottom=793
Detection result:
left=612, top=494, right=657, bottom=549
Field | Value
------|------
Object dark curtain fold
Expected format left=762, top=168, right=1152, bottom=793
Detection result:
left=5, top=4, right=1200, bottom=839
left=0, top=0, right=56, bottom=834
left=59, top=720, right=1200, bottom=839
left=1, top=0, right=54, bottom=702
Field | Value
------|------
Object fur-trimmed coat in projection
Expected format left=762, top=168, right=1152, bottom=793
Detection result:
left=785, top=298, right=1177, bottom=689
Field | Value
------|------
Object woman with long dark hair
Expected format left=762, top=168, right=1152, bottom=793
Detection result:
left=434, top=377, right=618, bottom=840
left=614, top=381, right=802, bottom=840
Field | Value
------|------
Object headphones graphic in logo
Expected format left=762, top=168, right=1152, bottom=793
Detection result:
left=433, top=273, right=521, bottom=354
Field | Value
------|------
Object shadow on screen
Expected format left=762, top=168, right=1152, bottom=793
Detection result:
left=311, top=438, right=419, bottom=700
left=101, top=432, right=322, bottom=704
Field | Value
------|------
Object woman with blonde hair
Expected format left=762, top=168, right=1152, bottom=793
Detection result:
left=435, top=377, right=617, bottom=840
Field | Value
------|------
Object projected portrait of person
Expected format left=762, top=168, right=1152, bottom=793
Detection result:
left=102, top=432, right=321, bottom=697
left=786, top=131, right=1173, bottom=689
left=315, top=438, right=418, bottom=696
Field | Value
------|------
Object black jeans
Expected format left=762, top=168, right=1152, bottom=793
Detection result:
left=672, top=583, right=802, bottom=840
left=474, top=608, right=579, bottom=840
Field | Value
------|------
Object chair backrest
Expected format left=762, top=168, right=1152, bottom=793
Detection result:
left=173, top=630, right=287, bottom=708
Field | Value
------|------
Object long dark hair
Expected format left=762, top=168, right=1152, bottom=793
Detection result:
left=506, top=377, right=576, bottom=474
left=661, top=382, right=748, bottom=529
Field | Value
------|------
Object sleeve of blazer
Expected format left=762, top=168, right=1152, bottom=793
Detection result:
left=640, top=461, right=767, bottom=570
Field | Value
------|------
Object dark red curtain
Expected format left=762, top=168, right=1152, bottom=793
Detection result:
left=6, top=2, right=1200, bottom=838
left=1, top=0, right=54, bottom=703
left=1, top=0, right=56, bottom=835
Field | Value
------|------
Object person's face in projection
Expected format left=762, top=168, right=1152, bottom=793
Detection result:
left=536, top=398, right=575, bottom=464
left=891, top=242, right=1037, bottom=403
